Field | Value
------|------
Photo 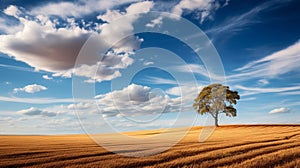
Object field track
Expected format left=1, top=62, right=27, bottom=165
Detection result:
left=1, top=125, right=300, bottom=167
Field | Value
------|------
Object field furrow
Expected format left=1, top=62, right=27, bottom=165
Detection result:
left=0, top=125, right=299, bottom=167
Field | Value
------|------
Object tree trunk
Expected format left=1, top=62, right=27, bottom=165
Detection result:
left=214, top=116, right=219, bottom=127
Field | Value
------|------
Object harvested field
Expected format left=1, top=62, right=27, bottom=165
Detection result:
left=0, top=125, right=299, bottom=167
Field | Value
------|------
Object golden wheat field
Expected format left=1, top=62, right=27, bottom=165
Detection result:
left=0, top=125, right=300, bottom=168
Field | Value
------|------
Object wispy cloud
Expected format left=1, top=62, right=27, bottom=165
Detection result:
left=0, top=63, right=38, bottom=73
left=173, top=64, right=226, bottom=82
left=143, top=76, right=178, bottom=85
left=143, top=61, right=154, bottom=66
left=206, top=0, right=291, bottom=37
left=239, top=97, right=256, bottom=101
left=0, top=96, right=88, bottom=104
left=228, top=40, right=300, bottom=82
left=235, top=84, right=300, bottom=96
left=279, top=91, right=300, bottom=95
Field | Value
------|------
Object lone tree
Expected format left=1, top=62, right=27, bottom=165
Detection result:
left=193, top=84, right=240, bottom=127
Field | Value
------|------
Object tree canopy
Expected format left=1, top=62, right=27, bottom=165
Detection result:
left=193, top=83, right=240, bottom=126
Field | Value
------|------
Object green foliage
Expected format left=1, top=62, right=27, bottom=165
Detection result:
left=193, top=83, right=240, bottom=126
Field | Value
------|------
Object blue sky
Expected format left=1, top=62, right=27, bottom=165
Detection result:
left=0, top=0, right=300, bottom=134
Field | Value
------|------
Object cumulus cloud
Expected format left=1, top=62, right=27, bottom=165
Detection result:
left=3, top=5, right=21, bottom=17
left=17, top=107, right=56, bottom=117
left=13, top=84, right=47, bottom=93
left=68, top=102, right=94, bottom=110
left=97, top=9, right=124, bottom=23
left=269, top=107, right=290, bottom=114
left=0, top=12, right=23, bottom=34
left=0, top=1, right=154, bottom=83
left=172, top=0, right=225, bottom=23
left=70, top=1, right=153, bottom=82
left=146, top=16, right=163, bottom=28
left=74, top=50, right=134, bottom=83
left=125, top=1, right=154, bottom=14
left=93, top=83, right=189, bottom=117
left=0, top=15, right=91, bottom=72
left=0, top=0, right=226, bottom=84
left=42, top=75, right=53, bottom=80
left=30, top=0, right=140, bottom=18
left=97, top=1, right=153, bottom=46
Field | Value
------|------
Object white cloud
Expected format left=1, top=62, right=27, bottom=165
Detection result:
left=13, top=84, right=47, bottom=93
left=166, top=85, right=203, bottom=106
left=144, top=76, right=178, bottom=85
left=175, top=64, right=206, bottom=74
left=0, top=117, right=13, bottom=122
left=146, top=0, right=228, bottom=24
left=97, top=1, right=154, bottom=23
left=146, top=16, right=163, bottom=28
left=0, top=0, right=227, bottom=85
left=174, top=64, right=224, bottom=81
left=94, top=83, right=190, bottom=117
left=0, top=96, right=88, bottom=104
left=7, top=105, right=85, bottom=134
left=258, top=79, right=269, bottom=86
left=172, top=0, right=221, bottom=23
left=0, top=15, right=23, bottom=34
left=279, top=91, right=300, bottom=95
left=70, top=1, right=153, bottom=82
left=166, top=85, right=200, bottom=97
left=126, top=1, right=154, bottom=14
left=143, top=61, right=154, bottom=66
left=234, top=40, right=300, bottom=80
left=68, top=102, right=94, bottom=110
left=97, top=1, right=153, bottom=46
left=97, top=9, right=124, bottom=23
left=42, top=75, right=53, bottom=80
left=0, top=1, right=154, bottom=83
left=17, top=107, right=56, bottom=117
left=238, top=97, right=256, bottom=101
left=72, top=51, right=134, bottom=83
left=0, top=63, right=37, bottom=73
left=0, top=17, right=91, bottom=73
left=205, top=1, right=287, bottom=37
left=235, top=85, right=300, bottom=96
left=95, top=83, right=152, bottom=101
left=269, top=107, right=290, bottom=114
left=30, top=0, right=140, bottom=18
left=3, top=5, right=21, bottom=17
